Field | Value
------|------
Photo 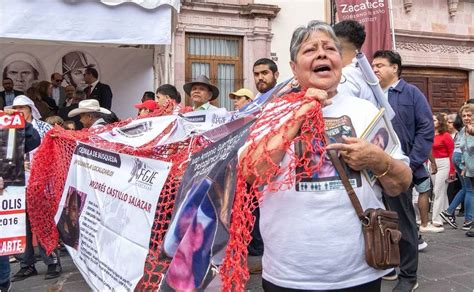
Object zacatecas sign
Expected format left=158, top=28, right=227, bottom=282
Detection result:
left=335, top=0, right=392, bottom=60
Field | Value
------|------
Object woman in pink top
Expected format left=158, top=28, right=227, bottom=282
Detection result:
left=431, top=113, right=455, bottom=227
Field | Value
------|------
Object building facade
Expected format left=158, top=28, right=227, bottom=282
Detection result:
left=169, top=0, right=473, bottom=112
left=392, top=0, right=474, bottom=113
left=170, top=0, right=327, bottom=110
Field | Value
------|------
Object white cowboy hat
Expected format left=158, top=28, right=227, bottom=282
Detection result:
left=5, top=95, right=42, bottom=120
left=68, top=99, right=111, bottom=117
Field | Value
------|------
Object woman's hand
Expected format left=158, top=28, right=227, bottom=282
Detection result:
left=326, top=136, right=412, bottom=195
left=295, top=88, right=330, bottom=120
left=430, top=161, right=438, bottom=174
left=466, top=124, right=474, bottom=136
left=325, top=136, right=381, bottom=172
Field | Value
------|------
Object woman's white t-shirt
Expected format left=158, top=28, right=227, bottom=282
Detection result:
left=259, top=93, right=408, bottom=290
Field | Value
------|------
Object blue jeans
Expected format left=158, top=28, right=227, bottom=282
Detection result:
left=0, top=256, right=10, bottom=285
left=448, top=152, right=473, bottom=221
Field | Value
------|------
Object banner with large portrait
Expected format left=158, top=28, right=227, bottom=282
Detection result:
left=0, top=43, right=153, bottom=119
left=159, top=117, right=254, bottom=290
left=0, top=112, right=27, bottom=256
left=55, top=143, right=171, bottom=291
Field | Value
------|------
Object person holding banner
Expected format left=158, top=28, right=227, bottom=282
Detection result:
left=241, top=20, right=411, bottom=291
left=183, top=75, right=219, bottom=111
left=5, top=96, right=62, bottom=282
left=0, top=111, right=40, bottom=292
left=229, top=88, right=254, bottom=111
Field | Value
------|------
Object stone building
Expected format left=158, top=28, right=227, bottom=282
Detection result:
left=392, top=0, right=474, bottom=113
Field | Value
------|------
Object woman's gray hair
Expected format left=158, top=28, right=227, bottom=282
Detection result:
left=290, top=20, right=342, bottom=62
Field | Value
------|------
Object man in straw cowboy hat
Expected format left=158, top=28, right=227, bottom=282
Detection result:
left=183, top=75, right=219, bottom=111
left=68, top=99, right=111, bottom=129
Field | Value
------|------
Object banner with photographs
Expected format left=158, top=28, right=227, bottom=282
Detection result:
left=54, top=143, right=171, bottom=291
left=0, top=112, right=27, bottom=256
left=295, top=115, right=362, bottom=192
left=160, top=117, right=254, bottom=291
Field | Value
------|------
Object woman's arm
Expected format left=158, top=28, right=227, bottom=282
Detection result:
left=241, top=89, right=329, bottom=183
left=326, top=136, right=412, bottom=196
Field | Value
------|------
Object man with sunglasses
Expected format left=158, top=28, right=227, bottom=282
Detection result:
left=50, top=73, right=67, bottom=108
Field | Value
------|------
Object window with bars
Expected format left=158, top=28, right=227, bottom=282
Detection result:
left=185, top=34, right=243, bottom=111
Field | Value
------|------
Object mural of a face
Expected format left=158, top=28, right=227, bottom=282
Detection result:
left=60, top=51, right=98, bottom=90
left=2, top=53, right=44, bottom=92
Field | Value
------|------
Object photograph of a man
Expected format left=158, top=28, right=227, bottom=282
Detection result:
left=371, top=127, right=390, bottom=151
left=2, top=52, right=45, bottom=92
left=57, top=187, right=86, bottom=250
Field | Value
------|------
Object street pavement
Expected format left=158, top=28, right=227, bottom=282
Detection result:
left=7, top=225, right=474, bottom=291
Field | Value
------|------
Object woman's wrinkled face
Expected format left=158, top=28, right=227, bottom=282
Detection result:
left=462, top=110, right=472, bottom=126
left=290, top=30, right=342, bottom=93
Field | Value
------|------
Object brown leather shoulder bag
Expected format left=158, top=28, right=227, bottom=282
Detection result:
left=327, top=149, right=401, bottom=270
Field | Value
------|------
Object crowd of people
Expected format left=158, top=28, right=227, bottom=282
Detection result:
left=0, top=18, right=473, bottom=292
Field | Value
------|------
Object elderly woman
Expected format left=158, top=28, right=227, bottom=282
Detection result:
left=241, top=20, right=411, bottom=291
left=442, top=104, right=474, bottom=231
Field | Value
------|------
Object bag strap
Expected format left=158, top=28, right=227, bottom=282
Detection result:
left=326, top=148, right=367, bottom=223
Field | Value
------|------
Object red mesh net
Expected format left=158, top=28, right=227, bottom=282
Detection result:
left=27, top=89, right=326, bottom=291
left=220, top=90, right=326, bottom=291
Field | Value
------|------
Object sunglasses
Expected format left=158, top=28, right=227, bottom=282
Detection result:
left=55, top=79, right=63, bottom=82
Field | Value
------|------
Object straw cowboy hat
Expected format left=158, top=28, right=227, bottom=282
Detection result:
left=68, top=99, right=111, bottom=117
left=229, top=88, right=255, bottom=100
left=183, top=75, right=219, bottom=101
left=5, top=95, right=42, bottom=120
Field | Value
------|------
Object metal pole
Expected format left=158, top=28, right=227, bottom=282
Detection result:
left=388, top=0, right=396, bottom=50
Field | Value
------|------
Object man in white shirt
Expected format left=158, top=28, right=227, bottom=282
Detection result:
left=50, top=72, right=67, bottom=108
left=333, top=20, right=378, bottom=107
left=183, top=75, right=219, bottom=111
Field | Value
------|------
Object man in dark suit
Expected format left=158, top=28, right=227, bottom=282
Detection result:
left=0, top=78, right=23, bottom=110
left=84, top=68, right=112, bottom=109
left=50, top=73, right=67, bottom=108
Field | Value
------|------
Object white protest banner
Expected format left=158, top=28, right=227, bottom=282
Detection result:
left=0, top=187, right=26, bottom=256
left=98, top=115, right=177, bottom=148
left=55, top=143, right=171, bottom=291
left=180, top=108, right=232, bottom=135
left=156, top=109, right=233, bottom=146
left=0, top=112, right=27, bottom=256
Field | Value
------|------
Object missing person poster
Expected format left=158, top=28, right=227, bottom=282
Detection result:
left=54, top=143, right=171, bottom=291
left=0, top=112, right=27, bottom=256
left=160, top=117, right=253, bottom=291
left=295, top=115, right=362, bottom=192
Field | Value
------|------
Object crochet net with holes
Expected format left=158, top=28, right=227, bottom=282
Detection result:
left=27, top=89, right=325, bottom=291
